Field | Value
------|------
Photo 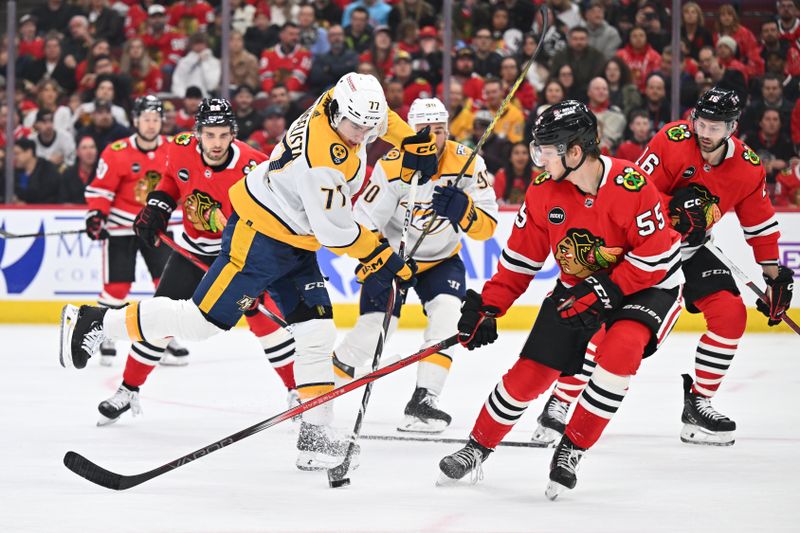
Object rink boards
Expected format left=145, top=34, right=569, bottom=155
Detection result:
left=0, top=206, right=798, bottom=331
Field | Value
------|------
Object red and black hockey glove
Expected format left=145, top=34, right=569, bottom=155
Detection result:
left=756, top=266, right=795, bottom=326
left=457, top=289, right=500, bottom=350
left=134, top=190, right=176, bottom=248
left=401, top=125, right=438, bottom=185
left=557, top=272, right=624, bottom=330
left=668, top=187, right=707, bottom=247
left=85, top=210, right=109, bottom=240
left=356, top=242, right=417, bottom=309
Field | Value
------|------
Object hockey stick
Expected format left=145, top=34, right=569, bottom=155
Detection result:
left=359, top=434, right=540, bottom=448
left=63, top=334, right=459, bottom=490
left=158, top=232, right=289, bottom=329
left=703, top=241, right=800, bottom=335
left=407, top=6, right=549, bottom=258
left=328, top=172, right=420, bottom=487
left=0, top=221, right=180, bottom=240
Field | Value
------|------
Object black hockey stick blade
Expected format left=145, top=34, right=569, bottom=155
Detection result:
left=64, top=451, right=131, bottom=490
left=359, top=434, right=542, bottom=448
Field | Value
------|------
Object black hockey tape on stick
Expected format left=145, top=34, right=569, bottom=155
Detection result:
left=703, top=241, right=800, bottom=335
left=62, top=335, right=459, bottom=490
left=408, top=6, right=549, bottom=258
left=158, top=232, right=289, bottom=329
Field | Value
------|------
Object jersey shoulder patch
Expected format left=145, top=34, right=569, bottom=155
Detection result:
left=379, top=149, right=404, bottom=181
left=532, top=171, right=551, bottom=185
left=382, top=148, right=401, bottom=161
left=740, top=144, right=761, bottom=166
left=612, top=165, right=647, bottom=192
left=664, top=123, right=692, bottom=142
left=110, top=140, right=128, bottom=151
left=174, top=132, right=193, bottom=146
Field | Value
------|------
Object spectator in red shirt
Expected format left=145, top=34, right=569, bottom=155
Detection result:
left=499, top=56, right=536, bottom=115
left=436, top=47, right=485, bottom=105
left=385, top=79, right=409, bottom=120
left=492, top=141, right=533, bottom=205
left=615, top=26, right=662, bottom=92
left=247, top=105, right=286, bottom=157
left=391, top=50, right=433, bottom=106
left=714, top=3, right=763, bottom=78
left=615, top=110, right=653, bottom=162
left=775, top=165, right=800, bottom=207
left=75, top=40, right=114, bottom=96
left=168, top=0, right=215, bottom=35
left=259, top=22, right=313, bottom=98
left=174, top=86, right=203, bottom=131
left=360, top=25, right=395, bottom=81
left=140, top=4, right=188, bottom=72
left=119, top=37, right=163, bottom=97
left=18, top=15, right=44, bottom=62
left=715, top=36, right=750, bottom=85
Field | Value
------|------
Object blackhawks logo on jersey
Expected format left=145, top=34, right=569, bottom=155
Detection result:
left=742, top=146, right=761, bottom=166
left=175, top=132, right=193, bottom=146
left=675, top=183, right=722, bottom=228
left=614, top=167, right=646, bottom=191
left=555, top=229, right=623, bottom=279
left=110, top=140, right=128, bottom=151
left=533, top=171, right=551, bottom=185
left=666, top=124, right=691, bottom=142
left=133, top=170, right=162, bottom=204
left=184, top=190, right=228, bottom=233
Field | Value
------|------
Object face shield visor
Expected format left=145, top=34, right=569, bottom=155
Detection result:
left=529, top=141, right=567, bottom=167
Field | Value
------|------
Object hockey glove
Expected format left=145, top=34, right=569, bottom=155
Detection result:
left=556, top=272, right=624, bottom=330
left=756, top=266, right=795, bottom=326
left=431, top=185, right=477, bottom=232
left=668, top=187, right=707, bottom=247
left=401, top=125, right=438, bottom=185
left=85, top=210, right=109, bottom=240
left=457, top=289, right=500, bottom=350
left=134, top=190, right=176, bottom=248
left=356, top=242, right=417, bottom=309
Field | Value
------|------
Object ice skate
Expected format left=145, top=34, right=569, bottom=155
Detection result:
left=295, top=422, right=360, bottom=471
left=680, top=374, right=736, bottom=446
left=97, top=384, right=142, bottom=426
left=160, top=339, right=190, bottom=366
left=398, top=387, right=452, bottom=434
left=99, top=339, right=116, bottom=366
left=545, top=434, right=586, bottom=501
left=437, top=438, right=492, bottom=485
left=531, top=394, right=570, bottom=447
left=59, top=304, right=107, bottom=370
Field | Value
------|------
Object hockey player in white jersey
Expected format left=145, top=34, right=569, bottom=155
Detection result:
left=332, top=98, right=499, bottom=433
left=59, top=73, right=439, bottom=471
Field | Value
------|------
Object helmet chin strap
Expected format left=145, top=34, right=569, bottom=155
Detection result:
left=553, top=150, right=588, bottom=182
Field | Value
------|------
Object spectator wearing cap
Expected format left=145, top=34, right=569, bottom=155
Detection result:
left=391, top=50, right=433, bottom=106
left=444, top=80, right=476, bottom=143
left=481, top=78, right=524, bottom=143
left=76, top=99, right=130, bottom=154
left=344, top=7, right=374, bottom=54
left=72, top=77, right=130, bottom=129
left=615, top=110, right=653, bottom=162
left=360, top=26, right=395, bottom=81
left=259, top=22, right=313, bottom=98
left=228, top=30, right=261, bottom=91
left=465, top=109, right=511, bottom=174
left=175, top=87, right=203, bottom=131
left=343, top=0, right=392, bottom=28
left=233, top=85, right=262, bottom=140
left=550, top=26, right=606, bottom=98
left=714, top=36, right=751, bottom=85
left=439, top=47, right=485, bottom=105
left=385, top=79, right=410, bottom=121
left=472, top=28, right=503, bottom=78
left=5, top=138, right=61, bottom=204
left=18, top=15, right=44, bottom=66
left=388, top=0, right=435, bottom=37
left=245, top=10, right=280, bottom=58
left=172, top=32, right=221, bottom=97
left=614, top=26, right=662, bottom=92
left=298, top=4, right=330, bottom=57
left=60, top=135, right=97, bottom=204
left=584, top=1, right=621, bottom=61
left=714, top=4, right=761, bottom=77
left=120, top=37, right=164, bottom=98
left=29, top=110, right=76, bottom=168
left=87, top=0, right=125, bottom=47
left=586, top=77, right=625, bottom=152
left=247, top=106, right=287, bottom=156
left=169, top=0, right=215, bottom=35
left=22, top=32, right=77, bottom=94
left=415, top=26, right=443, bottom=89
left=32, top=0, right=85, bottom=35
left=140, top=4, right=189, bottom=72
left=309, top=24, right=360, bottom=93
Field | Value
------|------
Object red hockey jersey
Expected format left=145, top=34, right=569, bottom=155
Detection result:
left=85, top=135, right=171, bottom=236
left=636, top=120, right=780, bottom=264
left=140, top=28, right=188, bottom=68
left=483, top=156, right=683, bottom=315
left=259, top=44, right=312, bottom=94
left=156, top=132, right=267, bottom=256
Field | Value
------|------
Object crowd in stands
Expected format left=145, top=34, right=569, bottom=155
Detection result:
left=3, top=0, right=800, bottom=208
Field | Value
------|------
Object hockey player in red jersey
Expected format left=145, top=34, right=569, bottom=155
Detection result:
left=530, top=88, right=796, bottom=448
left=437, top=101, right=684, bottom=499
left=94, top=99, right=298, bottom=425
left=84, top=95, right=188, bottom=366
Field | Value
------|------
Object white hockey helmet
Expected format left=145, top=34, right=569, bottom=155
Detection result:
left=407, top=97, right=450, bottom=129
left=330, top=73, right=387, bottom=131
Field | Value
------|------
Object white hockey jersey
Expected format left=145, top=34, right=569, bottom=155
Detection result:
left=229, top=89, right=419, bottom=259
left=354, top=140, right=498, bottom=270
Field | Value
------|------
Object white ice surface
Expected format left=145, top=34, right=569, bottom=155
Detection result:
left=1, top=325, right=798, bottom=532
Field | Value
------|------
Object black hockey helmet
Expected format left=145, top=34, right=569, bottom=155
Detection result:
left=692, top=87, right=742, bottom=123
left=530, top=100, right=598, bottom=180
left=195, top=98, right=238, bottom=135
left=132, top=94, right=164, bottom=118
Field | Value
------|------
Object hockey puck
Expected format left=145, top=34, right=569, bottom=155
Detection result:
left=328, top=477, right=350, bottom=488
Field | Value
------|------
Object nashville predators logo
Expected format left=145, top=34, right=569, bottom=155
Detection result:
left=666, top=124, right=691, bottom=142
left=330, top=143, right=348, bottom=165
left=175, top=133, right=192, bottom=146
left=184, top=190, right=228, bottom=233
left=556, top=229, right=623, bottom=278
left=382, top=148, right=401, bottom=161
left=742, top=146, right=761, bottom=166
left=406, top=200, right=448, bottom=234
left=134, top=170, right=162, bottom=204
left=533, top=171, right=551, bottom=185
left=110, top=140, right=128, bottom=151
left=614, top=167, right=646, bottom=192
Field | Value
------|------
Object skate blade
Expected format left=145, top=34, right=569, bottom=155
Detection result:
left=166, top=342, right=190, bottom=357
left=680, top=424, right=735, bottom=446
left=59, top=305, right=79, bottom=369
left=545, top=480, right=568, bottom=501
left=435, top=470, right=461, bottom=487
left=96, top=415, right=120, bottom=427
left=295, top=451, right=360, bottom=472
left=397, top=415, right=448, bottom=434
left=159, top=354, right=190, bottom=367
